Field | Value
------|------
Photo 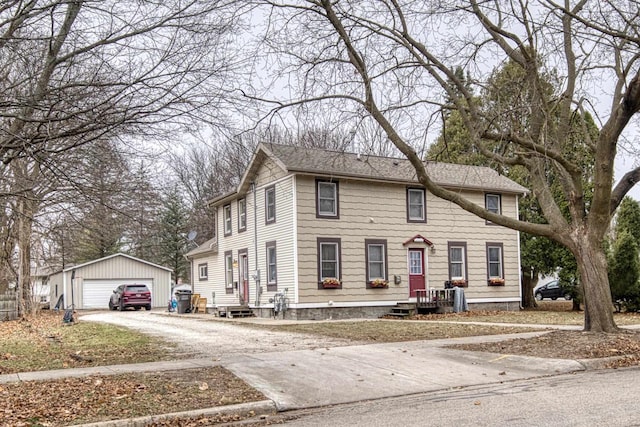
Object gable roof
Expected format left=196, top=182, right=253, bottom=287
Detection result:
left=60, top=253, right=173, bottom=273
left=185, top=237, right=218, bottom=258
left=214, top=143, right=529, bottom=205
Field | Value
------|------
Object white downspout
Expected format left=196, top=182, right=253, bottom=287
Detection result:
left=253, top=181, right=261, bottom=306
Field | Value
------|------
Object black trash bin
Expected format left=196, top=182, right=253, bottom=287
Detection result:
left=175, top=289, right=192, bottom=314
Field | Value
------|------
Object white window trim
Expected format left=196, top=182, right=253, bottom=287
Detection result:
left=238, top=198, right=246, bottom=231
left=488, top=245, right=504, bottom=278
left=267, top=244, right=277, bottom=285
left=408, top=188, right=426, bottom=221
left=318, top=181, right=337, bottom=217
left=367, top=242, right=386, bottom=281
left=198, top=263, right=208, bottom=280
left=320, top=242, right=339, bottom=280
left=224, top=204, right=232, bottom=235
left=449, top=246, right=466, bottom=280
left=265, top=186, right=276, bottom=223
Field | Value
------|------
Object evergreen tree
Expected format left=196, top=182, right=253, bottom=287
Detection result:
left=615, top=197, right=640, bottom=246
left=608, top=230, right=640, bottom=312
left=157, top=187, right=189, bottom=284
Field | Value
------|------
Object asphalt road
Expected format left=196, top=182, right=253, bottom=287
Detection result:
left=278, top=367, right=640, bottom=426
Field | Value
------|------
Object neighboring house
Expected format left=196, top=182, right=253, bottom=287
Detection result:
left=49, top=253, right=173, bottom=310
left=31, top=266, right=55, bottom=306
left=186, top=143, right=528, bottom=319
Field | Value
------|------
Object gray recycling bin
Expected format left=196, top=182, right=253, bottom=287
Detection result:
left=175, top=289, right=192, bottom=314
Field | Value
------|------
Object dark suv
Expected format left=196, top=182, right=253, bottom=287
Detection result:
left=109, top=284, right=152, bottom=311
left=534, top=280, right=572, bottom=301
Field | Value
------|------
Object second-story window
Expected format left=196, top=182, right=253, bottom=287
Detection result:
left=223, top=204, right=232, bottom=236
left=485, top=193, right=501, bottom=225
left=238, top=198, right=246, bottom=232
left=265, top=185, right=276, bottom=224
left=316, top=180, right=339, bottom=218
left=407, top=188, right=426, bottom=222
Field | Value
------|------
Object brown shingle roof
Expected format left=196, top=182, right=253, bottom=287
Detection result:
left=261, top=143, right=528, bottom=194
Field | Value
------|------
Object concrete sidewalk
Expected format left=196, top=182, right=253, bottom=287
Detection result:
left=0, top=330, right=589, bottom=418
left=223, top=331, right=585, bottom=411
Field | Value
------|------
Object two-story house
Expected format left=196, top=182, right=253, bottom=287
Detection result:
left=186, top=143, right=528, bottom=319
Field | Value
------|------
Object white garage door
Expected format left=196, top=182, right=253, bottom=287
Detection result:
left=83, top=279, right=153, bottom=309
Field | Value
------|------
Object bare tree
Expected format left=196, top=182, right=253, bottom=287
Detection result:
left=253, top=1, right=640, bottom=332
left=0, top=0, right=245, bottom=314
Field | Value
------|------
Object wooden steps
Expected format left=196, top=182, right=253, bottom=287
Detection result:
left=383, top=303, right=416, bottom=319
left=224, top=306, right=255, bottom=318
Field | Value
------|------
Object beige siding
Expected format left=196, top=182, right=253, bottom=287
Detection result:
left=296, top=176, right=520, bottom=304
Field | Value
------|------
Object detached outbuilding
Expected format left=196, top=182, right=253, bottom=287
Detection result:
left=49, top=253, right=173, bottom=310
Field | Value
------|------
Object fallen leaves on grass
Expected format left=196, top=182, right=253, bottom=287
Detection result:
left=450, top=330, right=640, bottom=368
left=252, top=321, right=537, bottom=343
left=0, top=312, right=178, bottom=374
left=0, top=367, right=266, bottom=426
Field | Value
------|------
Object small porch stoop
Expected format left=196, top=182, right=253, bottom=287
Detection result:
left=383, top=303, right=416, bottom=319
left=225, top=306, right=255, bottom=318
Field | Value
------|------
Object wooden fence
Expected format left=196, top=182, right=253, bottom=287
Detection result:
left=0, top=290, right=18, bottom=321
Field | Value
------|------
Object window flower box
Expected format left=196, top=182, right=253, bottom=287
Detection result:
left=450, top=279, right=467, bottom=287
left=369, top=279, right=388, bottom=289
left=488, top=277, right=505, bottom=286
left=322, top=278, right=341, bottom=289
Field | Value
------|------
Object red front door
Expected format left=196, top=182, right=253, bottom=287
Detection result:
left=408, top=248, right=425, bottom=297
left=240, top=254, right=249, bottom=305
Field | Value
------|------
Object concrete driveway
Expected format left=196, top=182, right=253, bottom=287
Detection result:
left=80, top=311, right=585, bottom=411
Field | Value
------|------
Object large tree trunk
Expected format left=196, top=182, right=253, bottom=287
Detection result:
left=16, top=197, right=35, bottom=317
left=575, top=242, right=617, bottom=332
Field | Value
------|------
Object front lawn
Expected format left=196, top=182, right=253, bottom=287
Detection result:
left=0, top=311, right=178, bottom=374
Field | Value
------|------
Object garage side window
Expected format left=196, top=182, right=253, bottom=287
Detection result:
left=225, top=251, right=234, bottom=294
left=198, top=263, right=208, bottom=281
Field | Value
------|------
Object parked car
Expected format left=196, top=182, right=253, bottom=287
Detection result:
left=534, top=280, right=572, bottom=301
left=109, top=284, right=152, bottom=311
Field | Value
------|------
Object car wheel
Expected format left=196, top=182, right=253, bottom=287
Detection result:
left=535, top=293, right=543, bottom=301
left=108, top=300, right=116, bottom=311
left=564, top=293, right=572, bottom=300
left=145, top=305, right=151, bottom=311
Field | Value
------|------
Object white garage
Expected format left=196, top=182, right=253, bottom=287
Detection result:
left=49, top=253, right=172, bottom=310
left=83, top=279, right=154, bottom=309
